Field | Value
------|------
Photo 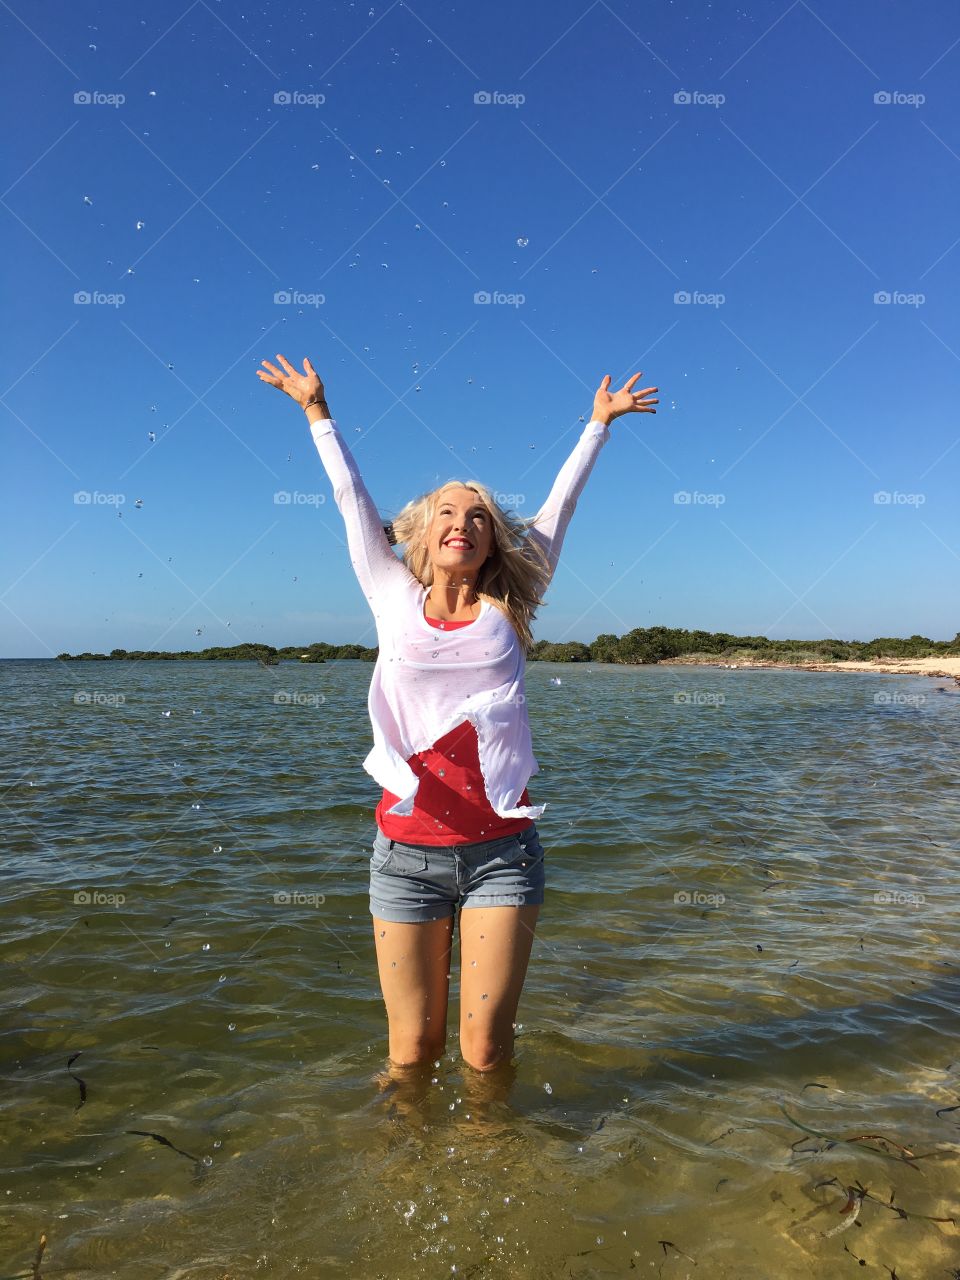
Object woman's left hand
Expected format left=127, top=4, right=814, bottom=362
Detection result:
left=593, top=373, right=658, bottom=425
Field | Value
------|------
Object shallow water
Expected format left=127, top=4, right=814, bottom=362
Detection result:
left=3, top=658, right=959, bottom=1278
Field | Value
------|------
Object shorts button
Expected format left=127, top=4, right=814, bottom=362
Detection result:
left=453, top=845, right=462, bottom=853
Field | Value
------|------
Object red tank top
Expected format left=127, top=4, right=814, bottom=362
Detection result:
left=376, top=614, right=535, bottom=845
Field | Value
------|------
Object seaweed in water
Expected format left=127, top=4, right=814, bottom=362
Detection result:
left=67, top=1051, right=86, bottom=1110
left=780, top=1103, right=944, bottom=1170
left=126, top=1129, right=209, bottom=1181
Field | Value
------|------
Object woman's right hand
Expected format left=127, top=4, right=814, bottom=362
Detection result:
left=256, top=353, right=324, bottom=409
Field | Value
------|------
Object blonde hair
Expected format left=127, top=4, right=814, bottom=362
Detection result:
left=388, top=480, right=552, bottom=651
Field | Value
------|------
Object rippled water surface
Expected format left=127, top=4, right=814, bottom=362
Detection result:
left=3, top=659, right=959, bottom=1278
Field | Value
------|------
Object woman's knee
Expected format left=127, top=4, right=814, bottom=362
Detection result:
left=460, top=1024, right=514, bottom=1072
left=389, top=1028, right=447, bottom=1067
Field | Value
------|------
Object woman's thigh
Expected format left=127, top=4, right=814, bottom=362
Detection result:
left=372, top=915, right=455, bottom=1062
left=458, top=903, right=541, bottom=1064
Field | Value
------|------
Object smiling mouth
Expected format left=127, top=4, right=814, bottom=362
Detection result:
left=444, top=538, right=473, bottom=549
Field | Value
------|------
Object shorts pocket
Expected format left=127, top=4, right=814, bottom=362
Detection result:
left=370, top=833, right=429, bottom=876
left=495, top=830, right=545, bottom=867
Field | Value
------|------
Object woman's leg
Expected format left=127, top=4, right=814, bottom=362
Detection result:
left=458, top=904, right=540, bottom=1072
left=372, top=915, right=455, bottom=1067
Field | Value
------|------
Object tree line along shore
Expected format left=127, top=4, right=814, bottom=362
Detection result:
left=55, top=628, right=960, bottom=665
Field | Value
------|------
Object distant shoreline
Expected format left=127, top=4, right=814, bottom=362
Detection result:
left=24, top=652, right=960, bottom=685
left=660, top=656, right=960, bottom=684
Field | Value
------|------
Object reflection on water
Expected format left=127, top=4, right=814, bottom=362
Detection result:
left=2, top=659, right=958, bottom=1277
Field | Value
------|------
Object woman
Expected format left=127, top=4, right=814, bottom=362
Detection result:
left=257, top=354, right=658, bottom=1081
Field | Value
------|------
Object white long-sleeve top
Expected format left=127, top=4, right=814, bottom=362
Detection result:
left=310, top=416, right=611, bottom=819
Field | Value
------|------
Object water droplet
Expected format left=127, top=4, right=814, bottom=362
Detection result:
left=212, top=844, right=222, bottom=853
left=83, top=195, right=93, bottom=206
left=202, top=1155, right=214, bottom=1167
left=136, top=220, right=145, bottom=231
left=147, top=431, right=156, bottom=443
left=516, top=236, right=529, bottom=247
left=191, top=802, right=200, bottom=810
left=438, top=768, right=445, bottom=777
left=227, top=1022, right=237, bottom=1031
left=543, top=1082, right=553, bottom=1094
left=218, top=974, right=226, bottom=982
left=481, top=992, right=488, bottom=999
left=202, top=942, right=211, bottom=951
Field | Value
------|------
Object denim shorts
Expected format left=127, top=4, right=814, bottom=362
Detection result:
left=369, top=824, right=546, bottom=924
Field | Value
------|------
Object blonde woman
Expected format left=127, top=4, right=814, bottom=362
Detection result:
left=257, top=354, right=657, bottom=1083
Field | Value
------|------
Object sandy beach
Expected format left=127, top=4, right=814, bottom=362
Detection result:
left=662, top=655, right=960, bottom=684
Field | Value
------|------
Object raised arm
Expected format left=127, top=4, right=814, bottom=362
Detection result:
left=528, top=371, right=659, bottom=585
left=257, top=354, right=416, bottom=606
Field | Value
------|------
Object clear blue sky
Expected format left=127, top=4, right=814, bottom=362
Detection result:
left=3, top=0, right=959, bottom=656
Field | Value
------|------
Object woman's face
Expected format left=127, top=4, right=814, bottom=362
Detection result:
left=427, top=486, right=494, bottom=578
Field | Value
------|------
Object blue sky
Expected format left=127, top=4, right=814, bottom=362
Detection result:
left=3, top=0, right=959, bottom=656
